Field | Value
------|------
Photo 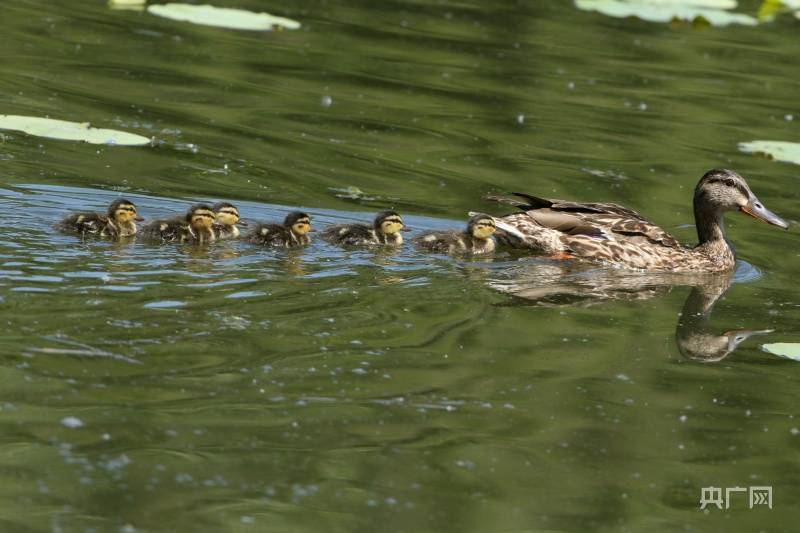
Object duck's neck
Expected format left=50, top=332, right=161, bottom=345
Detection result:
left=120, top=220, right=137, bottom=236
left=192, top=225, right=215, bottom=243
left=221, top=224, right=239, bottom=238
left=290, top=229, right=309, bottom=245
left=694, top=206, right=727, bottom=245
left=376, top=231, right=401, bottom=245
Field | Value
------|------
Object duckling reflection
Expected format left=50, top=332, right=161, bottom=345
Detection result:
left=488, top=262, right=772, bottom=362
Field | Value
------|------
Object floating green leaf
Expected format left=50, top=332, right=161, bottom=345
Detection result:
left=762, top=343, right=800, bottom=361
left=575, top=0, right=758, bottom=26
left=147, top=3, right=301, bottom=31
left=738, top=140, right=800, bottom=165
left=0, top=115, right=151, bottom=146
left=108, top=0, right=146, bottom=11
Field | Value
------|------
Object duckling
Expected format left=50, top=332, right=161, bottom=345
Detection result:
left=247, top=211, right=312, bottom=247
left=57, top=198, right=144, bottom=237
left=413, top=213, right=498, bottom=255
left=322, top=210, right=408, bottom=247
left=141, top=203, right=216, bottom=243
left=212, top=202, right=246, bottom=240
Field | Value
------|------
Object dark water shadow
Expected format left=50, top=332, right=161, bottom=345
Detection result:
left=487, top=259, right=773, bottom=363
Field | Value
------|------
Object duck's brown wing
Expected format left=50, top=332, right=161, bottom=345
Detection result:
left=490, top=192, right=681, bottom=249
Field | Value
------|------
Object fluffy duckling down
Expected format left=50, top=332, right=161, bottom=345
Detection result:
left=142, top=203, right=216, bottom=244
left=212, top=202, right=246, bottom=240
left=322, top=210, right=408, bottom=247
left=247, top=211, right=312, bottom=247
left=57, top=198, right=144, bottom=237
left=413, top=213, right=500, bottom=255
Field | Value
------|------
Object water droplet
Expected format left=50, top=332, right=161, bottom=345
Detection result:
left=61, top=416, right=84, bottom=428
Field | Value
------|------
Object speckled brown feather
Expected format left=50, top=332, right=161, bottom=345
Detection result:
left=489, top=193, right=731, bottom=272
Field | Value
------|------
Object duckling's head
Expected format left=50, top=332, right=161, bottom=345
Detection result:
left=186, top=204, right=216, bottom=229
left=374, top=210, right=405, bottom=235
left=285, top=211, right=312, bottom=236
left=108, top=198, right=143, bottom=224
left=467, top=213, right=497, bottom=240
left=212, top=202, right=241, bottom=227
left=694, top=169, right=787, bottom=228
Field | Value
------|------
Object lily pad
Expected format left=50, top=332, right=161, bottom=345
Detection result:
left=108, top=0, right=146, bottom=11
left=0, top=115, right=151, bottom=146
left=575, top=0, right=759, bottom=26
left=738, top=140, right=800, bottom=165
left=762, top=343, right=800, bottom=361
left=147, top=4, right=301, bottom=31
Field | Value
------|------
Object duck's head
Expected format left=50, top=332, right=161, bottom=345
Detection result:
left=186, top=204, right=216, bottom=230
left=212, top=202, right=245, bottom=227
left=374, top=210, right=407, bottom=235
left=467, top=213, right=497, bottom=240
left=108, top=198, right=143, bottom=224
left=694, top=169, right=788, bottom=229
left=285, top=211, right=312, bottom=236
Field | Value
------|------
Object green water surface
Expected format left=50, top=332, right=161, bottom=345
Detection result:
left=1, top=1, right=799, bottom=531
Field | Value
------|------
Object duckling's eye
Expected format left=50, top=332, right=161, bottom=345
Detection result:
left=724, top=178, right=735, bottom=187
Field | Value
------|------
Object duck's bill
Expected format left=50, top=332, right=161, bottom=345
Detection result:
left=134, top=215, right=145, bottom=221
left=238, top=220, right=249, bottom=226
left=741, top=196, right=788, bottom=229
left=400, top=227, right=412, bottom=232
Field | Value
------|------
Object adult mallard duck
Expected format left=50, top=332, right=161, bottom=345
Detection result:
left=487, top=169, right=788, bottom=272
left=212, top=202, right=246, bottom=240
left=413, top=213, right=499, bottom=255
left=141, top=204, right=216, bottom=244
left=57, top=198, right=144, bottom=237
left=322, top=210, right=408, bottom=247
left=247, top=211, right=312, bottom=247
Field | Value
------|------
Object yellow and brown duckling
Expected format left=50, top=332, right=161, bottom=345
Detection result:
left=322, top=210, right=408, bottom=247
left=57, top=198, right=144, bottom=237
left=212, top=202, right=246, bottom=240
left=413, top=213, right=499, bottom=255
left=141, top=203, right=216, bottom=244
left=488, top=169, right=788, bottom=272
left=247, top=211, right=312, bottom=247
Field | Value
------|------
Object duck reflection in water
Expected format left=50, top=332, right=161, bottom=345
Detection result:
left=488, top=261, right=772, bottom=362
left=675, top=273, right=772, bottom=363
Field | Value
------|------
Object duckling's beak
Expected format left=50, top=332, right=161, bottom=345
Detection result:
left=135, top=215, right=145, bottom=221
left=238, top=220, right=248, bottom=226
left=741, top=194, right=788, bottom=229
left=400, top=226, right=412, bottom=232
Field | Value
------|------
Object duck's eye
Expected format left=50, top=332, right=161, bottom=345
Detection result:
left=724, top=178, right=735, bottom=187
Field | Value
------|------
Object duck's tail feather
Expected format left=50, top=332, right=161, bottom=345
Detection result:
left=485, top=192, right=552, bottom=211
